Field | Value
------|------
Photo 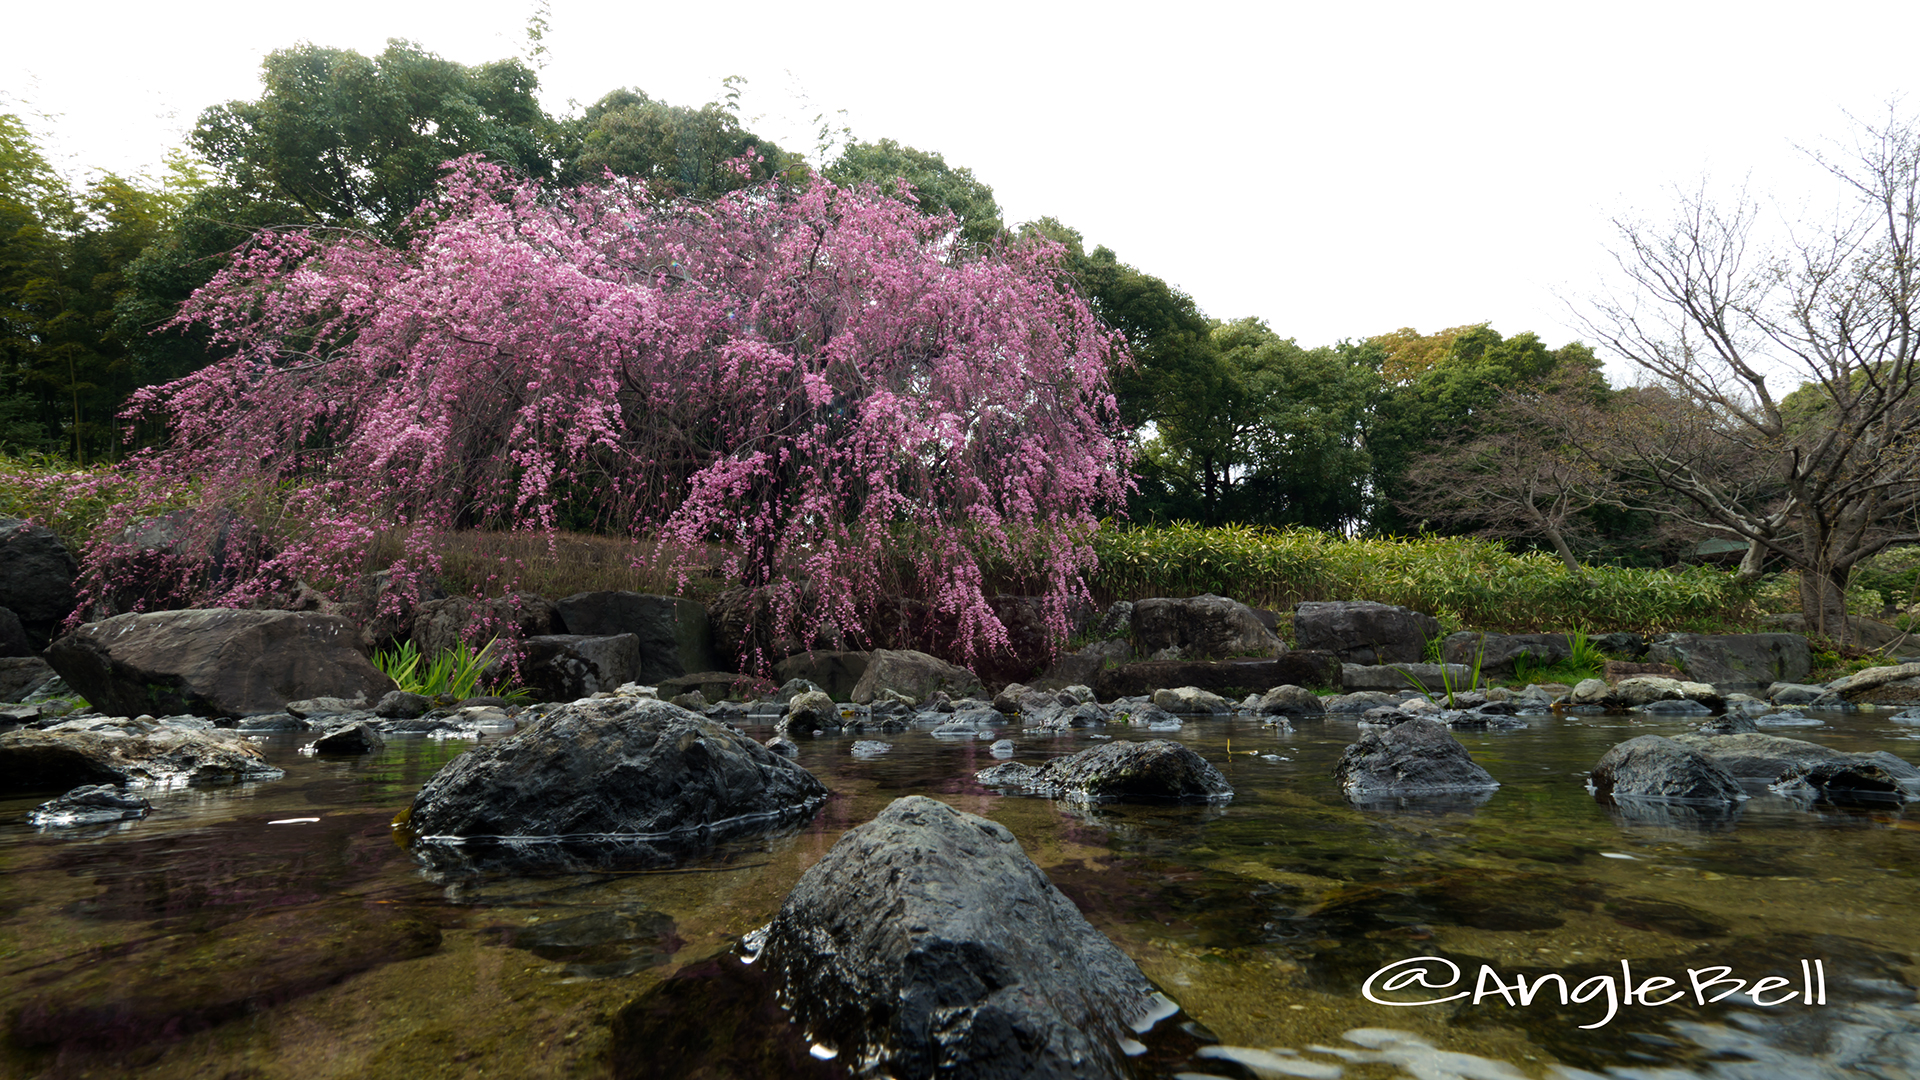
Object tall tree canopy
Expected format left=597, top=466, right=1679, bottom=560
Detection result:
left=189, top=40, right=555, bottom=233
left=112, top=161, right=1131, bottom=664
left=558, top=88, right=795, bottom=197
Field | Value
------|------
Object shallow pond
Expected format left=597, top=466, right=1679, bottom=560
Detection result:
left=3, top=707, right=1919, bottom=1079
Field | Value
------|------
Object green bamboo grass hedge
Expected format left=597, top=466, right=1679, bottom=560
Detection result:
left=1089, top=522, right=1758, bottom=634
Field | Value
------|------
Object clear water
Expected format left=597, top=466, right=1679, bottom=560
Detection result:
left=3, top=708, right=1918, bottom=1079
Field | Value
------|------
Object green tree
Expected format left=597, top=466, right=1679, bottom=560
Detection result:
left=558, top=89, right=794, bottom=198
left=825, top=139, right=1003, bottom=247
left=1135, top=318, right=1372, bottom=530
left=190, top=39, right=556, bottom=233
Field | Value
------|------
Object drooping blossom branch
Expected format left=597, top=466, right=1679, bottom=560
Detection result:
left=91, top=158, right=1131, bottom=666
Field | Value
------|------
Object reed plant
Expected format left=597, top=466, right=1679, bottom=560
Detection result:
left=372, top=638, right=528, bottom=702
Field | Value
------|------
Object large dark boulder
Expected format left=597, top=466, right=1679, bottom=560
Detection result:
left=757, top=795, right=1167, bottom=1080
left=849, top=649, right=984, bottom=704
left=1093, top=654, right=1338, bottom=699
left=1771, top=761, right=1915, bottom=805
left=410, top=592, right=557, bottom=657
left=1132, top=594, right=1283, bottom=660
left=553, top=591, right=717, bottom=683
left=974, top=739, right=1232, bottom=803
left=515, top=633, right=641, bottom=701
left=0, top=656, right=56, bottom=702
left=1644, top=633, right=1812, bottom=687
left=0, top=517, right=77, bottom=640
left=0, top=728, right=284, bottom=795
left=44, top=609, right=395, bottom=718
left=1293, top=601, right=1439, bottom=666
left=404, top=697, right=828, bottom=842
left=1331, top=717, right=1500, bottom=798
left=1031, top=639, right=1131, bottom=691
left=1589, top=735, right=1745, bottom=803
left=1671, top=732, right=1920, bottom=785
left=1441, top=632, right=1570, bottom=678
left=772, top=650, right=872, bottom=701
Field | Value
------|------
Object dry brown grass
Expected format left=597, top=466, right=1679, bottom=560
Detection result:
left=363, top=529, right=736, bottom=602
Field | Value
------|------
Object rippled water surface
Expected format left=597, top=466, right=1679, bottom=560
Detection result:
left=3, top=707, right=1919, bottom=1079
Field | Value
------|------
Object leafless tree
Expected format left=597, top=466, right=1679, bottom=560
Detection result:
left=1573, top=107, right=1920, bottom=642
left=1398, top=369, right=1612, bottom=578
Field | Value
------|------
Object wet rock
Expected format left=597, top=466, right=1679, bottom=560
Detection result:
left=1771, top=761, right=1913, bottom=805
left=1767, top=682, right=1831, bottom=706
left=975, top=739, right=1231, bottom=803
left=554, top=591, right=716, bottom=683
left=770, top=652, right=869, bottom=701
left=403, top=697, right=828, bottom=842
left=26, top=783, right=151, bottom=827
left=45, top=609, right=395, bottom=718
left=757, top=796, right=1166, bottom=1080
left=1645, top=633, right=1813, bottom=687
left=849, top=649, right=985, bottom=705
left=236, top=713, right=308, bottom=732
left=765, top=736, right=799, bottom=759
left=1670, top=732, right=1920, bottom=786
left=669, top=689, right=709, bottom=711
left=849, top=740, right=891, bottom=757
left=1589, top=735, right=1745, bottom=802
left=1613, top=676, right=1723, bottom=712
left=1294, top=600, right=1438, bottom=665
left=374, top=690, right=431, bottom=719
left=778, top=689, right=840, bottom=736
left=989, top=738, right=1015, bottom=755
left=1038, top=702, right=1109, bottom=730
left=1060, top=684, right=1096, bottom=704
left=1251, top=684, right=1326, bottom=717
left=1134, top=594, right=1283, bottom=660
left=0, top=727, right=284, bottom=793
left=931, top=707, right=1003, bottom=739
left=1331, top=717, right=1500, bottom=798
left=1753, top=710, right=1824, bottom=728
left=1639, top=698, right=1714, bottom=715
left=1827, top=663, right=1920, bottom=705
left=1570, top=677, right=1612, bottom=706
left=1152, top=685, right=1232, bottom=714
left=771, top=677, right=826, bottom=704
left=309, top=721, right=385, bottom=755
left=1697, top=714, right=1760, bottom=735
left=1323, top=690, right=1403, bottom=714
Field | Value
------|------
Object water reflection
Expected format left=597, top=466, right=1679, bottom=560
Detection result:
left=1, top=709, right=1917, bottom=1077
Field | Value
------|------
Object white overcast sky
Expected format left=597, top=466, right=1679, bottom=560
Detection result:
left=7, top=0, right=1918, bottom=368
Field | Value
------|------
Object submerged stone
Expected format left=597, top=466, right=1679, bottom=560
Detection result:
left=27, top=783, right=150, bottom=827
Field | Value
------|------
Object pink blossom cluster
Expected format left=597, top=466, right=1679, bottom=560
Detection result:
left=97, top=158, right=1131, bottom=664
